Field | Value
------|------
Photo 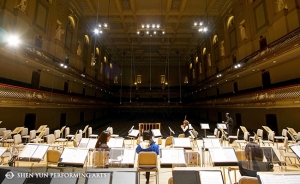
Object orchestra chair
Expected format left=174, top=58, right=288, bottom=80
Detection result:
left=238, top=176, right=259, bottom=184
left=43, top=127, right=50, bottom=142
left=165, top=136, right=173, bottom=148
left=168, top=177, right=173, bottom=184
left=249, top=129, right=263, bottom=143
left=278, top=137, right=299, bottom=168
left=228, top=128, right=240, bottom=145
left=88, top=127, right=98, bottom=138
left=46, top=134, right=62, bottom=150
left=13, top=134, right=25, bottom=151
left=185, top=152, right=201, bottom=166
left=261, top=131, right=275, bottom=146
left=207, top=128, right=219, bottom=138
left=30, top=131, right=45, bottom=143
left=235, top=131, right=250, bottom=149
left=46, top=150, right=65, bottom=172
left=29, top=130, right=36, bottom=142
left=73, top=130, right=82, bottom=148
left=228, top=150, right=246, bottom=184
left=2, top=130, right=14, bottom=147
left=178, top=134, right=185, bottom=138
left=82, top=125, right=89, bottom=138
left=65, top=127, right=75, bottom=141
left=58, top=126, right=66, bottom=138
left=274, top=129, right=287, bottom=147
left=54, top=130, right=67, bottom=147
left=137, top=152, right=159, bottom=184
left=20, top=128, right=30, bottom=143
left=0, top=128, right=6, bottom=139
left=92, top=149, right=109, bottom=168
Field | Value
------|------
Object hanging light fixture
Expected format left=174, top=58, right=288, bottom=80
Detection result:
left=93, top=0, right=110, bottom=35
left=191, top=0, right=209, bottom=32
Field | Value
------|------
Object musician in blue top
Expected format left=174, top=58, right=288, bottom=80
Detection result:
left=136, top=130, right=159, bottom=183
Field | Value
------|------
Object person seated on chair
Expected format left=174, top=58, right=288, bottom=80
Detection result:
left=238, top=141, right=273, bottom=177
left=181, top=120, right=193, bottom=137
left=95, top=130, right=111, bottom=151
left=136, top=130, right=159, bottom=183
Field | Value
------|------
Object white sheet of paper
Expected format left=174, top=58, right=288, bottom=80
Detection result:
left=19, top=144, right=38, bottom=158
left=200, top=171, right=224, bottom=184
left=258, top=174, right=300, bottom=184
left=112, top=172, right=136, bottom=184
left=79, top=138, right=89, bottom=148
left=200, top=124, right=210, bottom=129
left=31, top=144, right=49, bottom=159
left=60, top=148, right=89, bottom=164
left=87, top=139, right=98, bottom=149
left=160, top=149, right=185, bottom=164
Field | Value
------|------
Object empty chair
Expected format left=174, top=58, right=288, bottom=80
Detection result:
left=47, top=134, right=62, bottom=150
left=13, top=134, right=25, bottom=153
left=137, top=152, right=159, bottom=184
left=250, top=129, right=263, bottom=143
left=73, top=130, right=82, bottom=148
left=261, top=132, right=275, bottom=146
left=82, top=125, right=89, bottom=138
left=165, top=136, right=173, bottom=148
left=279, top=137, right=299, bottom=167
left=207, top=128, right=219, bottom=138
left=2, top=130, right=14, bottom=147
left=44, top=127, right=50, bottom=136
left=236, top=132, right=250, bottom=148
left=65, top=127, right=75, bottom=141
left=28, top=130, right=36, bottom=142
left=228, top=129, right=240, bottom=144
left=178, top=134, right=185, bottom=138
left=54, top=130, right=67, bottom=146
left=88, top=127, right=98, bottom=138
left=92, top=149, right=110, bottom=168
left=46, top=150, right=65, bottom=172
left=31, top=131, right=45, bottom=143
left=238, top=176, right=259, bottom=184
left=228, top=150, right=247, bottom=184
left=20, top=128, right=30, bottom=143
left=0, top=128, right=6, bottom=139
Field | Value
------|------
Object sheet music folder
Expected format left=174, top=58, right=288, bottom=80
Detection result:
left=58, top=148, right=89, bottom=167
left=173, top=169, right=224, bottom=184
left=151, top=129, right=162, bottom=138
left=217, top=123, right=227, bottom=129
left=289, top=144, right=300, bottom=159
left=209, top=147, right=238, bottom=166
left=18, top=143, right=50, bottom=162
left=257, top=172, right=300, bottom=184
left=200, top=123, right=210, bottom=129
left=128, top=129, right=139, bottom=138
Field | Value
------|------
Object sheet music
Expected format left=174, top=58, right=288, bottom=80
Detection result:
left=173, top=138, right=191, bottom=148
left=112, top=172, right=136, bottom=184
left=87, top=139, right=98, bottom=149
left=151, top=129, right=162, bottom=137
left=121, top=149, right=135, bottom=164
left=31, top=145, right=49, bottom=159
left=200, top=171, right=224, bottom=184
left=128, top=129, right=139, bottom=137
left=79, top=138, right=89, bottom=148
left=0, top=147, right=7, bottom=157
left=107, top=138, right=124, bottom=148
left=19, top=144, right=39, bottom=158
left=217, top=124, right=227, bottom=129
left=290, top=145, right=300, bottom=159
left=209, top=148, right=238, bottom=163
left=50, top=178, right=78, bottom=184
left=86, top=173, right=111, bottom=184
left=160, top=148, right=185, bottom=164
left=1, top=170, right=27, bottom=184
left=203, top=138, right=221, bottom=148
left=59, top=148, right=89, bottom=164
left=258, top=174, right=300, bottom=184
left=200, top=124, right=210, bottom=129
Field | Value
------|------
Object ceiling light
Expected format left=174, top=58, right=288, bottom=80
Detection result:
left=137, top=23, right=165, bottom=37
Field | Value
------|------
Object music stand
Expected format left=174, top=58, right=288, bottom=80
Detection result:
left=127, top=126, right=139, bottom=148
left=168, top=126, right=175, bottom=137
left=189, top=130, right=199, bottom=150
left=200, top=123, right=210, bottom=138
left=151, top=129, right=162, bottom=138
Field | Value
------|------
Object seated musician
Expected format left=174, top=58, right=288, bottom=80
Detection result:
left=181, top=120, right=193, bottom=137
left=238, top=141, right=273, bottom=177
left=95, top=130, right=111, bottom=151
left=136, top=130, right=159, bottom=183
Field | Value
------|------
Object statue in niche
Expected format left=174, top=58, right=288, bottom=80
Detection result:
left=199, top=63, right=202, bottom=74
left=239, top=25, right=247, bottom=41
left=54, top=24, right=64, bottom=41
left=220, top=41, right=225, bottom=56
left=276, top=0, right=287, bottom=11
left=207, top=54, right=211, bottom=67
left=77, top=42, right=82, bottom=56
left=15, top=0, right=27, bottom=13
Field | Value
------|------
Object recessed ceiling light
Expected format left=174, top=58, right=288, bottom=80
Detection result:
left=273, top=60, right=276, bottom=63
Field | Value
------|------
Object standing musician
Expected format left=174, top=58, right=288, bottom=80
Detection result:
left=181, top=116, right=193, bottom=137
